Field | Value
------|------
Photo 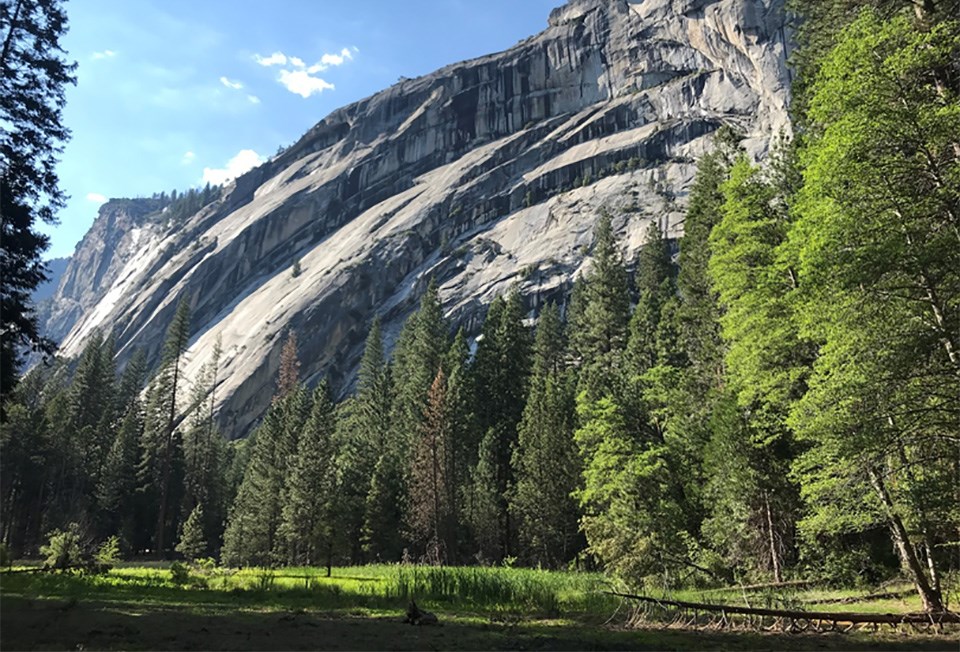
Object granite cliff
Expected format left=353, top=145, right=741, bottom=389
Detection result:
left=42, top=0, right=792, bottom=437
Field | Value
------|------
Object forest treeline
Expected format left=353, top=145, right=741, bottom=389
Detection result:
left=1, top=1, right=957, bottom=613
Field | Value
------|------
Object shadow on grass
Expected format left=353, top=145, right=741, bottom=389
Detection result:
left=1, top=596, right=956, bottom=652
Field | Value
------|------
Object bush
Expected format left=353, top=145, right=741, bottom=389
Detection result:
left=40, top=524, right=84, bottom=571
left=291, top=258, right=302, bottom=278
left=96, top=536, right=121, bottom=568
left=170, top=561, right=192, bottom=586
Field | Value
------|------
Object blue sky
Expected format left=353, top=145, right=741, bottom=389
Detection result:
left=45, top=0, right=561, bottom=259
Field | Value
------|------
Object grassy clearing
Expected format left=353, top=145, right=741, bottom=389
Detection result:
left=1, top=565, right=956, bottom=650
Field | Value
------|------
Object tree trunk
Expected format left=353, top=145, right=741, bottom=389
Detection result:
left=764, top=494, right=783, bottom=584
left=867, top=465, right=944, bottom=612
left=0, top=0, right=24, bottom=68
left=155, top=354, right=182, bottom=557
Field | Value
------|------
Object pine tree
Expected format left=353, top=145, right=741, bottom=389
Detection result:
left=382, top=279, right=450, bottom=555
left=362, top=450, right=406, bottom=562
left=222, top=344, right=310, bottom=567
left=408, top=368, right=456, bottom=563
left=570, top=212, right=631, bottom=400
left=465, top=427, right=501, bottom=562
left=338, top=319, right=394, bottom=562
left=97, top=402, right=143, bottom=546
left=0, top=0, right=77, bottom=398
left=706, top=155, right=807, bottom=582
left=277, top=382, right=338, bottom=571
left=392, top=279, right=450, bottom=450
left=510, top=304, right=581, bottom=567
left=444, top=328, right=472, bottom=558
left=151, top=299, right=192, bottom=556
left=788, top=8, right=959, bottom=611
left=468, top=290, right=531, bottom=559
left=135, top=301, right=191, bottom=555
left=176, top=503, right=207, bottom=561
left=276, top=331, right=300, bottom=400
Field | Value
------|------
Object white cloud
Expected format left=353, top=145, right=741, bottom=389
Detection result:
left=307, top=47, right=354, bottom=73
left=255, top=47, right=354, bottom=98
left=202, top=149, right=265, bottom=185
left=182, top=151, right=196, bottom=165
left=86, top=192, right=107, bottom=203
left=254, top=52, right=287, bottom=67
left=247, top=94, right=261, bottom=104
left=92, top=49, right=116, bottom=60
left=219, top=76, right=244, bottom=90
left=278, top=69, right=334, bottom=98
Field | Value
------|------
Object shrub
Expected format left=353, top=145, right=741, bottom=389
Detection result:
left=40, top=524, right=84, bottom=571
left=170, top=561, right=192, bottom=585
left=95, top=536, right=121, bottom=570
left=291, top=258, right=302, bottom=278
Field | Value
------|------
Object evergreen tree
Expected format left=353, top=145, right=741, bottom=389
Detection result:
left=276, top=330, right=300, bottom=400
left=392, top=279, right=450, bottom=450
left=408, top=368, right=456, bottom=563
left=510, top=304, right=581, bottom=567
left=338, top=319, right=394, bottom=562
left=570, top=212, right=631, bottom=399
left=97, top=402, right=143, bottom=547
left=444, top=328, right=473, bottom=558
left=706, top=155, right=806, bottom=582
left=465, top=427, right=501, bottom=562
left=362, top=450, right=407, bottom=562
left=176, top=503, right=207, bottom=561
left=788, top=8, right=959, bottom=611
left=0, top=0, right=77, bottom=398
left=277, top=382, right=338, bottom=571
left=468, top=291, right=531, bottom=558
left=148, top=299, right=192, bottom=556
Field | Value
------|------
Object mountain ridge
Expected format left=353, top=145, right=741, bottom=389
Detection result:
left=41, top=0, right=792, bottom=438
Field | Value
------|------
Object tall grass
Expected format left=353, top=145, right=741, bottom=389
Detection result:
left=0, top=564, right=617, bottom=618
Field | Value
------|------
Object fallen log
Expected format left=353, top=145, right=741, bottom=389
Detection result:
left=801, top=589, right=914, bottom=605
left=605, top=591, right=960, bottom=625
left=700, top=579, right=815, bottom=593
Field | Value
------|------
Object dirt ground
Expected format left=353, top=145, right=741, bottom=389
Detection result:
left=2, top=596, right=957, bottom=651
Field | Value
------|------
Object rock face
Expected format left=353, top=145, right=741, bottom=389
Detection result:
left=43, top=0, right=791, bottom=438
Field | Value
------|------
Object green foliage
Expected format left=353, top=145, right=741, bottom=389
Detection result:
left=96, top=536, right=122, bottom=569
left=469, top=290, right=531, bottom=560
left=169, top=561, right=192, bottom=586
left=291, top=258, right=302, bottom=278
left=176, top=504, right=208, bottom=561
left=510, top=304, right=581, bottom=568
left=0, top=0, right=76, bottom=396
left=787, top=7, right=959, bottom=611
left=277, top=382, right=338, bottom=567
left=569, top=212, right=630, bottom=399
left=41, top=524, right=85, bottom=571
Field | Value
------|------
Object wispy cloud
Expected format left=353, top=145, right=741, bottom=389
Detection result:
left=254, top=52, right=287, bottom=67
left=86, top=192, right=107, bottom=203
left=247, top=95, right=261, bottom=104
left=182, top=151, right=196, bottom=165
left=92, top=49, right=116, bottom=60
left=308, top=47, right=354, bottom=73
left=202, top=149, right=265, bottom=185
left=219, top=76, right=244, bottom=90
left=253, top=47, right=355, bottom=98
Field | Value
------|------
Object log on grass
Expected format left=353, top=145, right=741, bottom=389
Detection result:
left=605, top=591, right=960, bottom=625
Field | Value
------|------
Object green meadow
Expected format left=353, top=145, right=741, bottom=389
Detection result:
left=2, top=564, right=955, bottom=651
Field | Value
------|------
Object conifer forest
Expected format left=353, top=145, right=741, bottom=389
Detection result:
left=1, top=0, right=959, bottom=648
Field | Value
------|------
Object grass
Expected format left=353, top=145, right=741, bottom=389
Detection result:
left=1, top=565, right=957, bottom=650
